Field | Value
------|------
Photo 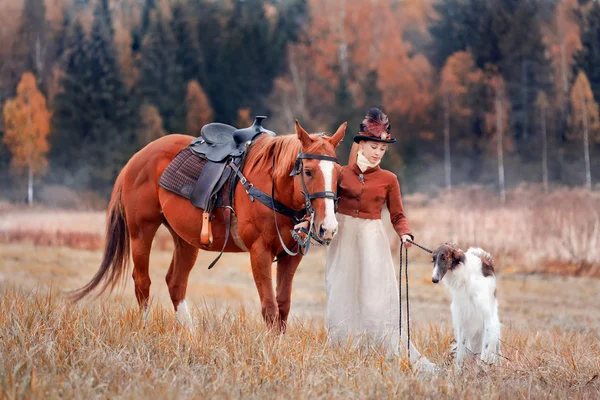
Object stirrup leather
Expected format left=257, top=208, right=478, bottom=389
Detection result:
left=201, top=212, right=214, bottom=247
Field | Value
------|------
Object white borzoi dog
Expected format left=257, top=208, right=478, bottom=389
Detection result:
left=431, top=244, right=501, bottom=367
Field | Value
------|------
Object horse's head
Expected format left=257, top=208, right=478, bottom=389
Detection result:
left=292, top=120, right=346, bottom=243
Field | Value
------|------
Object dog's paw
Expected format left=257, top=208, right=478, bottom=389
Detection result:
left=413, top=357, right=440, bottom=374
left=480, top=351, right=500, bottom=365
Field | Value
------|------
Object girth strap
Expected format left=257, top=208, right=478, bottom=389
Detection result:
left=206, top=206, right=232, bottom=269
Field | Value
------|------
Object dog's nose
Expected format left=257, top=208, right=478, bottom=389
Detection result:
left=432, top=277, right=439, bottom=284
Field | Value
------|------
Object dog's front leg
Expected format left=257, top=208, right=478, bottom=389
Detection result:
left=453, top=320, right=467, bottom=370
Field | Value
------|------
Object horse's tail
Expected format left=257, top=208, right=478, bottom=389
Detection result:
left=71, top=168, right=130, bottom=302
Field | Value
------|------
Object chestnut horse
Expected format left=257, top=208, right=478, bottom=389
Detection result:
left=73, top=121, right=346, bottom=332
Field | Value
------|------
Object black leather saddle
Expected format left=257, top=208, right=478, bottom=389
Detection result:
left=188, top=116, right=275, bottom=211
left=190, top=116, right=276, bottom=162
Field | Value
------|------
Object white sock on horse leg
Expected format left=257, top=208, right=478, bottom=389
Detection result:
left=176, top=300, right=193, bottom=329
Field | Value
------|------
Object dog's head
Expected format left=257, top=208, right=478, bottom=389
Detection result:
left=431, top=243, right=465, bottom=283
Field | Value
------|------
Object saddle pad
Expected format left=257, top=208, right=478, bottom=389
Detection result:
left=159, top=148, right=208, bottom=199
left=158, top=147, right=235, bottom=209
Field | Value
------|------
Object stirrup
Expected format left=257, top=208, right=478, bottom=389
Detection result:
left=201, top=212, right=213, bottom=247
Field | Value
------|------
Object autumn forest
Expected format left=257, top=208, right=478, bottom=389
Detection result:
left=1, top=0, right=600, bottom=203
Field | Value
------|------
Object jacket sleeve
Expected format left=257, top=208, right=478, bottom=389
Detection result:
left=386, top=175, right=413, bottom=239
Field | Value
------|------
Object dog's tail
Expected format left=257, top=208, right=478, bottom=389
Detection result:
left=468, top=247, right=495, bottom=277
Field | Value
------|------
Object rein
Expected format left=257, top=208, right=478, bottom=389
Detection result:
left=399, top=238, right=432, bottom=363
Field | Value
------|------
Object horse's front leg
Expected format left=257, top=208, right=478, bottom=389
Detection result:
left=250, top=243, right=278, bottom=330
left=276, top=254, right=303, bottom=333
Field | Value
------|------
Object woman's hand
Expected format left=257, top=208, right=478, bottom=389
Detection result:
left=400, top=235, right=412, bottom=248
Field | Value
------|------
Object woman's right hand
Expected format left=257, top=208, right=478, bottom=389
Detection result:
left=400, top=234, right=412, bottom=248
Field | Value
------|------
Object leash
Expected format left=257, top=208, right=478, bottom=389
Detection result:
left=406, top=239, right=433, bottom=254
left=398, top=238, right=432, bottom=362
left=399, top=242, right=410, bottom=361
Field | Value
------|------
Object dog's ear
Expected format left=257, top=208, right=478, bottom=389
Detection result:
left=452, top=248, right=465, bottom=266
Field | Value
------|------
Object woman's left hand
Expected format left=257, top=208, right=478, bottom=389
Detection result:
left=400, top=235, right=412, bottom=248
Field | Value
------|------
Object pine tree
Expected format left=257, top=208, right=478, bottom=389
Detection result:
left=51, top=20, right=94, bottom=173
left=576, top=1, right=600, bottom=103
left=212, top=0, right=288, bottom=123
left=494, top=0, right=552, bottom=141
left=132, top=0, right=157, bottom=52
left=7, top=0, right=48, bottom=96
left=51, top=4, right=135, bottom=193
left=170, top=2, right=200, bottom=84
left=138, top=10, right=187, bottom=133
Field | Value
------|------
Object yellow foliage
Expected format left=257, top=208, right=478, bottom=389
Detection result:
left=440, top=51, right=483, bottom=118
left=185, top=80, right=213, bottom=136
left=137, top=104, right=166, bottom=146
left=569, top=71, right=600, bottom=141
left=2, top=72, right=51, bottom=175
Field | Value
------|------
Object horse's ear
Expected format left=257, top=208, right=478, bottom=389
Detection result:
left=329, top=122, right=347, bottom=148
left=295, top=120, right=313, bottom=147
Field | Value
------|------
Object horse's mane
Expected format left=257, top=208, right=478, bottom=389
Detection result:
left=244, top=134, right=329, bottom=180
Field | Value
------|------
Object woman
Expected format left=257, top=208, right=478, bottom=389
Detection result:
left=326, top=108, right=435, bottom=370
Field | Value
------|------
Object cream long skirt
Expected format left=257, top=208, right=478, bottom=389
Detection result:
left=325, top=213, right=424, bottom=361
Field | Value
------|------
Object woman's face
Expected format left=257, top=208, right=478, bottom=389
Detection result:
left=360, top=141, right=388, bottom=164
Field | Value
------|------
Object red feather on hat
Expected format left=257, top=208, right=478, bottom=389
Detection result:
left=361, top=108, right=390, bottom=139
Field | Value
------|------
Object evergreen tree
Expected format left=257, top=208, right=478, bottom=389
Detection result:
left=170, top=2, right=200, bottom=84
left=429, top=0, right=499, bottom=70
left=138, top=10, right=187, bottom=134
left=132, top=0, right=157, bottom=52
left=576, top=1, right=600, bottom=103
left=51, top=4, right=135, bottom=193
left=494, top=0, right=552, bottom=141
left=51, top=20, right=94, bottom=174
left=7, top=0, right=48, bottom=96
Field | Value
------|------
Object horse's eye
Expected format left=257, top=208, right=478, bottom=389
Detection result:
left=304, top=169, right=312, bottom=178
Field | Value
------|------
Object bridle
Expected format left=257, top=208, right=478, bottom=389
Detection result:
left=229, top=149, right=340, bottom=258
left=273, top=151, right=339, bottom=257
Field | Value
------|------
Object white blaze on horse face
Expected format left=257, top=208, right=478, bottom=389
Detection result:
left=176, top=300, right=193, bottom=329
left=319, top=160, right=338, bottom=239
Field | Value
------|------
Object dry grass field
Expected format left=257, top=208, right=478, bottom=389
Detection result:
left=1, top=186, right=599, bottom=398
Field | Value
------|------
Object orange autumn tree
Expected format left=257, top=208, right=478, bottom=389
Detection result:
left=485, top=72, right=512, bottom=203
left=269, top=0, right=436, bottom=143
left=440, top=51, right=483, bottom=189
left=569, top=71, right=600, bottom=189
left=542, top=0, right=582, bottom=122
left=3, top=72, right=51, bottom=205
left=185, top=80, right=213, bottom=136
left=137, top=104, right=166, bottom=146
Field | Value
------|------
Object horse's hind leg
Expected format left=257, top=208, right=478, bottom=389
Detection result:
left=165, top=229, right=199, bottom=328
left=129, top=218, right=161, bottom=309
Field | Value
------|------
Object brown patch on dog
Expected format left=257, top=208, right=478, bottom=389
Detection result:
left=481, top=251, right=495, bottom=277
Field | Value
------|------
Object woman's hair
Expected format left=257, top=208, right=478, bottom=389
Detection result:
left=348, top=142, right=360, bottom=166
